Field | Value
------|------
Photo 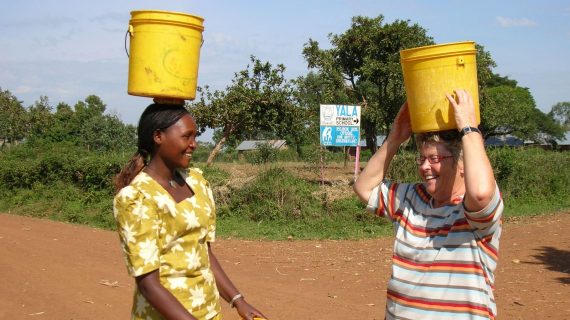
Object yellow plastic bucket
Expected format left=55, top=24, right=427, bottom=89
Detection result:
left=127, top=10, right=204, bottom=100
left=400, top=41, right=480, bottom=133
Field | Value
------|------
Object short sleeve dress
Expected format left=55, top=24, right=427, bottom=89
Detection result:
left=113, top=167, right=222, bottom=320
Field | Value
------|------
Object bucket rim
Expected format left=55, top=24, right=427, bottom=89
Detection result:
left=400, top=41, right=476, bottom=60
left=400, top=49, right=477, bottom=63
left=130, top=10, right=204, bottom=22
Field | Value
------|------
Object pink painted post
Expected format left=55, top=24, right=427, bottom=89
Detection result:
left=354, top=145, right=361, bottom=180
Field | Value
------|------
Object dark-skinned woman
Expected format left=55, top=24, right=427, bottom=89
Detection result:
left=114, top=103, right=267, bottom=320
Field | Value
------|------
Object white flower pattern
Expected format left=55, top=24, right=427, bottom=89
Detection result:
left=201, top=268, right=214, bottom=285
left=167, top=274, right=189, bottom=290
left=165, top=234, right=184, bottom=252
left=185, top=247, right=202, bottom=270
left=182, top=209, right=201, bottom=230
left=138, top=238, right=159, bottom=266
left=114, top=168, right=219, bottom=319
left=154, top=193, right=177, bottom=217
left=121, top=222, right=136, bottom=244
left=190, top=285, right=206, bottom=308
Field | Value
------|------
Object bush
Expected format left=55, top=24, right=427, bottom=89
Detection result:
left=1, top=141, right=569, bottom=238
left=219, top=167, right=322, bottom=221
left=191, top=145, right=212, bottom=163
left=0, top=143, right=127, bottom=192
left=244, top=143, right=278, bottom=165
left=275, top=148, right=299, bottom=162
left=487, top=147, right=570, bottom=202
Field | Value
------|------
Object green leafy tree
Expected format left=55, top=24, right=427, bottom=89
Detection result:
left=26, top=95, right=55, bottom=139
left=480, top=85, right=539, bottom=140
left=293, top=71, right=351, bottom=145
left=39, top=102, right=78, bottom=143
left=482, top=72, right=517, bottom=88
left=70, top=95, right=135, bottom=151
left=81, top=113, right=136, bottom=151
left=75, top=95, right=106, bottom=120
left=549, top=102, right=570, bottom=131
left=475, top=45, right=498, bottom=91
left=531, top=108, right=565, bottom=144
left=302, top=15, right=434, bottom=152
left=0, top=88, right=27, bottom=147
left=479, top=75, right=565, bottom=145
left=189, top=56, right=299, bottom=166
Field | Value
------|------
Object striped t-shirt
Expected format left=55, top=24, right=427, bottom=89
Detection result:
left=367, top=181, right=503, bottom=320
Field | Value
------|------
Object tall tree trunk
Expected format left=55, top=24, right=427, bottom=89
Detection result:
left=363, top=118, right=377, bottom=153
left=206, top=129, right=231, bottom=167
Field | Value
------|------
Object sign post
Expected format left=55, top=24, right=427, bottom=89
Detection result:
left=319, top=104, right=361, bottom=180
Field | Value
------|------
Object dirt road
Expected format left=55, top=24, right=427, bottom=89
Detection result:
left=1, top=212, right=569, bottom=319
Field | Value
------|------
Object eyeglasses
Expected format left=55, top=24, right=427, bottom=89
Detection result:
left=415, top=155, right=454, bottom=165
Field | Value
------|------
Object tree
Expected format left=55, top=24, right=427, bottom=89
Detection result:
left=26, top=95, right=55, bottom=138
left=80, top=114, right=136, bottom=151
left=479, top=86, right=538, bottom=139
left=0, top=88, right=27, bottom=147
left=531, top=108, right=565, bottom=144
left=43, top=102, right=78, bottom=143
left=483, top=72, right=517, bottom=88
left=478, top=73, right=566, bottom=145
left=74, top=95, right=106, bottom=122
left=549, top=102, right=570, bottom=131
left=294, top=71, right=352, bottom=143
left=188, top=56, right=299, bottom=166
left=303, top=15, right=434, bottom=152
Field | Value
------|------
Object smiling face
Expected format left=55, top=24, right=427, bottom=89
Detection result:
left=154, top=114, right=198, bottom=170
left=417, top=142, right=464, bottom=206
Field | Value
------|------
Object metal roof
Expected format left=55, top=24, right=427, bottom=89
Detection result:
left=236, top=140, right=287, bottom=151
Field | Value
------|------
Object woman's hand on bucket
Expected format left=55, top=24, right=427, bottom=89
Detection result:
left=446, top=89, right=477, bottom=130
left=388, top=101, right=412, bottom=145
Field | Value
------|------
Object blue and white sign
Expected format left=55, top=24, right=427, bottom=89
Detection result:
left=320, top=104, right=361, bottom=146
left=320, top=126, right=360, bottom=146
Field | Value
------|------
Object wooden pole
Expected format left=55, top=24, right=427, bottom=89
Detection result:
left=354, top=145, right=361, bottom=181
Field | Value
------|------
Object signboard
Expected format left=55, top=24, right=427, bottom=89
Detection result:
left=319, top=104, right=361, bottom=146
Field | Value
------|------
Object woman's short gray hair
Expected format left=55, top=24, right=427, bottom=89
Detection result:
left=415, top=130, right=463, bottom=164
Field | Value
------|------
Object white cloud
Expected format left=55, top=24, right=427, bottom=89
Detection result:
left=0, top=16, right=77, bottom=29
left=207, top=33, right=236, bottom=50
left=496, top=16, right=538, bottom=28
left=89, top=12, right=126, bottom=25
left=13, top=86, right=33, bottom=94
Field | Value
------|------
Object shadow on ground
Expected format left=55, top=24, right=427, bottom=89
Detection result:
left=530, top=246, right=570, bottom=284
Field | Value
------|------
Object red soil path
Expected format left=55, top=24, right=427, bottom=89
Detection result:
left=1, top=212, right=569, bottom=319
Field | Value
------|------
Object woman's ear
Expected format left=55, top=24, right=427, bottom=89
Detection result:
left=153, top=129, right=163, bottom=146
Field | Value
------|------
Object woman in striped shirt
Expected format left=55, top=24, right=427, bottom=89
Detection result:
left=354, top=89, right=503, bottom=319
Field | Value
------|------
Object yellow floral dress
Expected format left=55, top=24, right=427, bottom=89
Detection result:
left=113, top=167, right=222, bottom=320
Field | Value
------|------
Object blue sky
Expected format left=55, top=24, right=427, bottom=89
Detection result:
left=1, top=1, right=569, bottom=141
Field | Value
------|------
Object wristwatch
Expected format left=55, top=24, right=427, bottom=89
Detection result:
left=460, top=126, right=481, bottom=137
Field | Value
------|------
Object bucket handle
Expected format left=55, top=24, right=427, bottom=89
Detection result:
left=124, top=25, right=133, bottom=58
left=124, top=25, right=204, bottom=58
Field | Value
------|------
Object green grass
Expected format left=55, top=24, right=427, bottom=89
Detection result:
left=217, top=213, right=393, bottom=240
left=0, top=182, right=114, bottom=230
left=503, top=197, right=570, bottom=217
left=1, top=144, right=569, bottom=240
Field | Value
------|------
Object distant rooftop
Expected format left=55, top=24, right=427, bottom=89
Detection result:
left=236, top=140, right=287, bottom=151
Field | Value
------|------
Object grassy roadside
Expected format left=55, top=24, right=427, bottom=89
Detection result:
left=1, top=146, right=569, bottom=240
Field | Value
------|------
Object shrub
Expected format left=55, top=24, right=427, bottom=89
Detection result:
left=244, top=143, right=277, bottom=165
left=487, top=147, right=570, bottom=201
left=219, top=167, right=321, bottom=221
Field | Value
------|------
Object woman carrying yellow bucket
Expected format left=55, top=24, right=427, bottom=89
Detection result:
left=353, top=42, right=503, bottom=319
left=114, top=102, right=268, bottom=320
left=117, top=10, right=269, bottom=320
